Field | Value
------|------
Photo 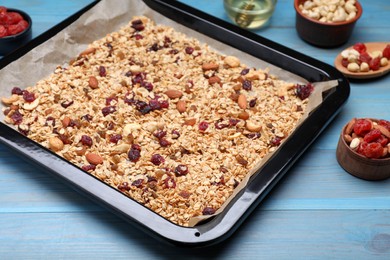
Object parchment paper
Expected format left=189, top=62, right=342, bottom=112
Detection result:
left=0, top=0, right=338, bottom=226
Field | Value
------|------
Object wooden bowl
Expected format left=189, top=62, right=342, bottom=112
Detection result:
left=294, top=0, right=362, bottom=48
left=336, top=120, right=390, bottom=181
left=0, top=8, right=32, bottom=56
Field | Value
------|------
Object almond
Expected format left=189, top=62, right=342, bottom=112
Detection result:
left=80, top=47, right=96, bottom=56
left=176, top=100, right=186, bottom=113
left=89, top=76, right=99, bottom=89
left=49, top=137, right=64, bottom=152
left=86, top=153, right=103, bottom=165
left=208, top=76, right=221, bottom=85
left=202, top=62, right=219, bottom=71
left=184, top=118, right=196, bottom=126
left=374, top=124, right=390, bottom=139
left=237, top=94, right=247, bottom=109
left=238, top=111, right=250, bottom=120
left=62, top=116, right=71, bottom=127
left=165, top=89, right=183, bottom=99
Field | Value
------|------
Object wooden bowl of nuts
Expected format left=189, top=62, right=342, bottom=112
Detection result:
left=294, top=0, right=362, bottom=47
left=336, top=118, right=390, bottom=181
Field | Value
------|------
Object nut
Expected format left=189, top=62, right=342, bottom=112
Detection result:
left=23, top=97, right=40, bottom=111
left=176, top=100, right=186, bottom=113
left=202, top=62, right=219, bottom=71
left=62, top=116, right=71, bottom=127
left=347, top=62, right=360, bottom=72
left=349, top=137, right=360, bottom=150
left=183, top=118, right=196, bottom=126
left=86, top=153, right=104, bottom=165
left=224, top=56, right=240, bottom=68
left=345, top=118, right=356, bottom=135
left=49, top=136, right=64, bottom=152
left=1, top=94, right=19, bottom=105
left=246, top=121, right=262, bottom=132
left=165, top=89, right=183, bottom=99
left=111, top=144, right=130, bottom=154
left=80, top=47, right=96, bottom=56
left=237, top=94, right=247, bottom=109
left=238, top=111, right=250, bottom=120
left=208, top=76, right=221, bottom=85
left=89, top=76, right=99, bottom=89
left=123, top=123, right=141, bottom=137
left=374, top=124, right=390, bottom=139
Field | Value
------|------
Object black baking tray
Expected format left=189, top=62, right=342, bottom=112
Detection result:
left=0, top=0, right=350, bottom=247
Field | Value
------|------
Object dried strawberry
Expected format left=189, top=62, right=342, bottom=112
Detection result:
left=341, top=58, right=349, bottom=68
left=369, top=57, right=381, bottom=71
left=379, top=119, right=390, bottom=131
left=363, top=142, right=384, bottom=159
left=0, top=24, right=7, bottom=37
left=376, top=135, right=388, bottom=147
left=353, top=119, right=372, bottom=136
left=353, top=42, right=367, bottom=54
left=359, top=52, right=372, bottom=64
left=383, top=44, right=390, bottom=59
left=363, top=129, right=381, bottom=143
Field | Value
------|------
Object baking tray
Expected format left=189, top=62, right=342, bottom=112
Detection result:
left=0, top=0, right=350, bottom=247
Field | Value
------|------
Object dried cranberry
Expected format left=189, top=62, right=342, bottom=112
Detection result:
left=131, top=19, right=144, bottom=31
left=132, top=179, right=144, bottom=188
left=198, top=121, right=209, bottom=131
left=153, top=130, right=167, bottom=139
left=99, top=65, right=107, bottom=77
left=149, top=43, right=160, bottom=52
left=363, top=129, right=381, bottom=143
left=171, top=129, right=180, bottom=139
left=10, top=110, right=23, bottom=125
left=45, top=116, right=56, bottom=127
left=128, top=144, right=141, bottom=162
left=159, top=138, right=171, bottom=147
left=246, top=133, right=261, bottom=139
left=270, top=136, right=282, bottom=146
left=107, top=121, right=115, bottom=130
left=295, top=83, right=314, bottom=100
left=142, top=81, right=154, bottom=91
left=151, top=154, right=165, bottom=165
left=102, top=106, right=116, bottom=116
left=202, top=207, right=215, bottom=215
left=242, top=80, right=252, bottom=91
left=175, top=164, right=189, bottom=176
left=240, top=68, right=250, bottom=75
left=106, top=96, right=118, bottom=105
left=229, top=118, right=240, bottom=127
left=159, top=100, right=169, bottom=109
left=353, top=119, right=372, bottom=136
left=164, top=176, right=176, bottom=189
left=11, top=87, right=23, bottom=95
left=133, top=34, right=143, bottom=40
left=149, top=99, right=161, bottom=110
left=353, top=42, right=367, bottom=54
left=80, top=135, right=93, bottom=147
left=82, top=114, right=93, bottom=122
left=109, top=134, right=122, bottom=144
left=22, top=91, right=35, bottom=102
left=18, top=125, right=29, bottom=136
left=249, top=98, right=257, bottom=107
left=185, top=46, right=194, bottom=54
left=132, top=73, right=145, bottom=85
left=215, top=119, right=229, bottom=130
left=118, top=182, right=130, bottom=191
left=68, top=119, right=80, bottom=128
left=61, top=100, right=74, bottom=108
left=163, top=36, right=172, bottom=47
left=82, top=164, right=96, bottom=172
left=169, top=49, right=179, bottom=55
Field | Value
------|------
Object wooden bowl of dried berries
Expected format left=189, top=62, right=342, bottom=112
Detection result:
left=0, top=6, right=32, bottom=56
left=336, top=118, right=390, bottom=181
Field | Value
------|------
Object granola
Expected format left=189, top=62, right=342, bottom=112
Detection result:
left=1, top=16, right=312, bottom=226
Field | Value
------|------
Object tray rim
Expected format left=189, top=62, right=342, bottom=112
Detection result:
left=0, top=0, right=350, bottom=247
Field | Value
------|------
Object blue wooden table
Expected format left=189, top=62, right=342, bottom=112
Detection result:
left=1, top=0, right=389, bottom=258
